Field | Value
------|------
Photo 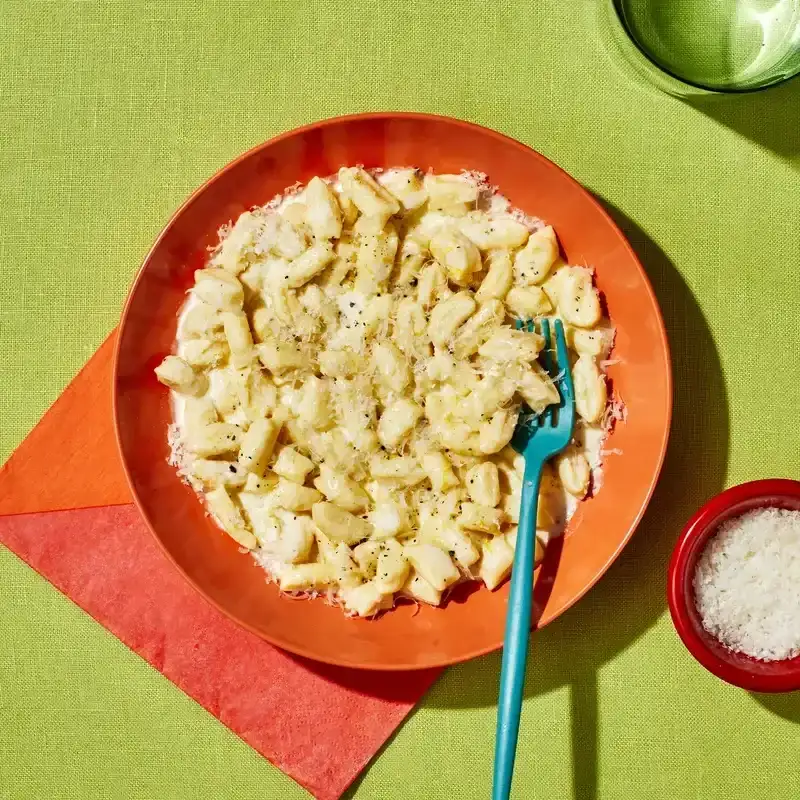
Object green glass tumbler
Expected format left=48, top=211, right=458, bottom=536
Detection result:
left=602, top=0, right=800, bottom=94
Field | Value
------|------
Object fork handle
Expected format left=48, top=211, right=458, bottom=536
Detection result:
left=492, top=459, right=543, bottom=800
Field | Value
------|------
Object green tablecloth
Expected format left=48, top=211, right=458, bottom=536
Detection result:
left=2, top=2, right=799, bottom=798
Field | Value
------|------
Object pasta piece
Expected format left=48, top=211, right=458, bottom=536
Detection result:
left=332, top=376, right=378, bottom=452
left=272, top=446, right=315, bottom=484
left=479, top=534, right=514, bottom=590
left=478, top=328, right=544, bottom=362
left=569, top=325, right=615, bottom=358
left=304, top=176, right=343, bottom=240
left=312, top=502, right=373, bottom=545
left=188, top=459, right=247, bottom=490
left=451, top=299, right=505, bottom=359
left=180, top=302, right=224, bottom=341
left=573, top=356, right=607, bottom=423
left=457, top=502, right=505, bottom=534
left=556, top=448, right=591, bottom=497
left=421, top=519, right=479, bottom=570
left=205, top=486, right=256, bottom=549
left=556, top=267, right=601, bottom=328
left=371, top=341, right=411, bottom=394
left=369, top=456, right=427, bottom=487
left=209, top=367, right=247, bottom=418
left=513, top=225, right=559, bottom=285
left=422, top=351, right=479, bottom=395
left=429, top=419, right=483, bottom=457
left=193, top=268, right=244, bottom=311
left=281, top=202, right=307, bottom=227
left=183, top=396, right=218, bottom=431
left=286, top=242, right=336, bottom=289
left=181, top=337, right=228, bottom=369
left=214, top=211, right=258, bottom=274
left=393, top=237, right=427, bottom=286
left=459, top=215, right=529, bottom=251
left=504, top=286, right=553, bottom=319
left=239, top=262, right=267, bottom=297
left=315, top=533, right=363, bottom=588
left=429, top=229, right=481, bottom=286
left=353, top=539, right=383, bottom=577
left=475, top=249, right=514, bottom=303
left=243, top=471, right=279, bottom=493
left=234, top=418, right=279, bottom=474
left=428, top=291, right=476, bottom=348
left=478, top=409, right=517, bottom=455
left=259, top=214, right=309, bottom=260
left=416, top=261, right=448, bottom=309
left=155, top=355, right=208, bottom=397
left=360, top=294, right=393, bottom=340
left=318, top=348, right=360, bottom=378
left=279, top=563, right=335, bottom=592
left=270, top=479, right=323, bottom=512
left=308, top=428, right=360, bottom=477
left=341, top=581, right=388, bottom=617
left=394, top=297, right=430, bottom=359
left=354, top=224, right=399, bottom=294
left=466, top=462, right=500, bottom=507
left=379, top=168, right=427, bottom=210
left=185, top=422, right=243, bottom=457
left=298, top=283, right=338, bottom=328
left=368, top=502, right=411, bottom=540
left=333, top=184, right=359, bottom=226
left=257, top=340, right=306, bottom=375
left=314, top=464, right=370, bottom=513
left=244, top=369, right=279, bottom=421
left=516, top=363, right=560, bottom=414
left=424, top=174, right=479, bottom=213
left=221, top=311, right=256, bottom=368
left=375, top=539, right=411, bottom=592
left=537, top=464, right=566, bottom=528
left=422, top=451, right=460, bottom=493
left=338, top=167, right=401, bottom=222
left=296, top=375, right=333, bottom=430
left=402, top=569, right=442, bottom=605
left=462, top=376, right=517, bottom=422
left=377, top=398, right=423, bottom=450
left=403, top=543, right=460, bottom=591
left=271, top=510, right=315, bottom=563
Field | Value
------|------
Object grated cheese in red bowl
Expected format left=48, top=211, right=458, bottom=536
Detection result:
left=693, top=507, right=800, bottom=662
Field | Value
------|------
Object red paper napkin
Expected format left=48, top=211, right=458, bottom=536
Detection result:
left=0, top=332, right=440, bottom=799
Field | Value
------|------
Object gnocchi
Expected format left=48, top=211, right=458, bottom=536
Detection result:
left=156, top=168, right=617, bottom=617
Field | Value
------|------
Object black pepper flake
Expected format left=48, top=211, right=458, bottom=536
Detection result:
left=229, top=465, right=237, bottom=473
left=349, top=301, right=356, bottom=308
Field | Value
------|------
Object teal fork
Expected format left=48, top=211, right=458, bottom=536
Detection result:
left=492, top=318, right=575, bottom=800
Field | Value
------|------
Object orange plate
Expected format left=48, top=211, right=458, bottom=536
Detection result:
left=114, top=113, right=672, bottom=671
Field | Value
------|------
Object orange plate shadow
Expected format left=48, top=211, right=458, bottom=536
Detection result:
left=115, top=113, right=672, bottom=671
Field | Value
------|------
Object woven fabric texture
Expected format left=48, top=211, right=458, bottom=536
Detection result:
left=2, top=1, right=799, bottom=798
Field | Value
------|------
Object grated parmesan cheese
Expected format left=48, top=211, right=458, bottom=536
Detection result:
left=694, top=507, right=800, bottom=661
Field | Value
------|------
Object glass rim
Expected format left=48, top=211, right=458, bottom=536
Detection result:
left=611, top=0, right=800, bottom=95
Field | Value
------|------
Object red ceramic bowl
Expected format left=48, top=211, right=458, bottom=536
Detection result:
left=114, top=112, right=672, bottom=670
left=668, top=479, right=800, bottom=692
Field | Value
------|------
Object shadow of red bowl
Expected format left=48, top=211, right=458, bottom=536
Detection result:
left=668, top=479, right=800, bottom=693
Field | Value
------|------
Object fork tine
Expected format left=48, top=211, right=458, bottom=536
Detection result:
left=537, top=319, right=556, bottom=426
left=552, top=319, right=575, bottom=412
left=539, top=318, right=552, bottom=371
